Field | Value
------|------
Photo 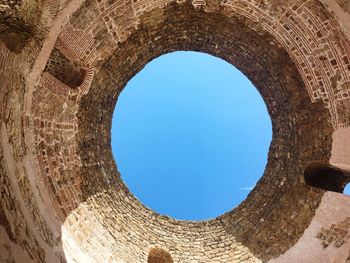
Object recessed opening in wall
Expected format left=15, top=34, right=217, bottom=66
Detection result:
left=304, top=163, right=350, bottom=193
left=148, top=248, right=173, bottom=263
left=112, top=51, right=272, bottom=220
left=45, top=48, right=86, bottom=88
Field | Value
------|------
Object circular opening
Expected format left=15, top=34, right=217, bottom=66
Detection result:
left=344, top=183, right=350, bottom=195
left=112, top=51, right=272, bottom=220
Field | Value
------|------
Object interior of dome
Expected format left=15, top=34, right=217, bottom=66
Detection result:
left=0, top=0, right=350, bottom=262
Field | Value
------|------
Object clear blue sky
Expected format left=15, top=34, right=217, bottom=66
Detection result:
left=111, top=51, right=349, bottom=221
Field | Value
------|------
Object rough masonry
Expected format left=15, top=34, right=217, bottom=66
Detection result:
left=0, top=0, right=350, bottom=262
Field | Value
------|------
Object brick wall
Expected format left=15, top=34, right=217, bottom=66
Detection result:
left=0, top=0, right=350, bottom=262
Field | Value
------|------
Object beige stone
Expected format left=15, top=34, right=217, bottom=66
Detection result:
left=0, top=0, right=350, bottom=262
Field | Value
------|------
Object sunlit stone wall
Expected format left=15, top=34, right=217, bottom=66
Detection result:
left=0, top=0, right=350, bottom=262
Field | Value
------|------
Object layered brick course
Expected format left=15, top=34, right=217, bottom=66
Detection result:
left=0, top=0, right=350, bottom=262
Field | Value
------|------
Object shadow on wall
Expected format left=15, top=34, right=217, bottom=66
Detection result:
left=148, top=248, right=173, bottom=263
left=45, top=48, right=86, bottom=88
left=304, top=162, right=350, bottom=193
left=0, top=1, right=41, bottom=53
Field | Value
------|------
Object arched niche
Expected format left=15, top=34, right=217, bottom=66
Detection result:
left=304, top=162, right=350, bottom=193
left=148, top=248, right=173, bottom=263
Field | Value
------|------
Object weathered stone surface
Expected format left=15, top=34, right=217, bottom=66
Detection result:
left=335, top=0, right=350, bottom=13
left=0, top=0, right=350, bottom=262
left=0, top=0, right=41, bottom=52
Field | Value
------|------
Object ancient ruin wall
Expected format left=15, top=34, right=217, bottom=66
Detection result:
left=0, top=0, right=350, bottom=262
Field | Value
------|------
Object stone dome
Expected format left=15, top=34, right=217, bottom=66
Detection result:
left=0, top=0, right=350, bottom=262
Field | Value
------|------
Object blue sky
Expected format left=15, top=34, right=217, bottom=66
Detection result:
left=111, top=51, right=349, bottom=221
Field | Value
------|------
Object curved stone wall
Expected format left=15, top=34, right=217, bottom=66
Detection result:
left=0, top=0, right=350, bottom=262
